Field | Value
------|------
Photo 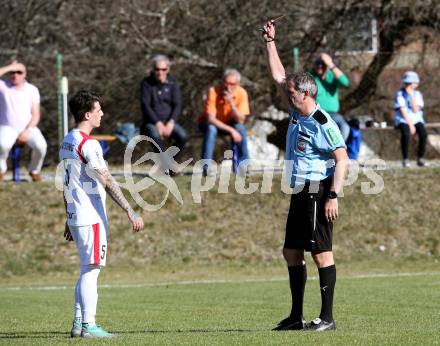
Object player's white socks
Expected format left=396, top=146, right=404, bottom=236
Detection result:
left=73, top=280, right=82, bottom=321
left=73, top=265, right=101, bottom=325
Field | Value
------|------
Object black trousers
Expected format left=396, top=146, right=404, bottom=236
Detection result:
left=397, top=122, right=427, bottom=159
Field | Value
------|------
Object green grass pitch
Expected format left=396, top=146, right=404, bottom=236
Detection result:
left=1, top=271, right=439, bottom=345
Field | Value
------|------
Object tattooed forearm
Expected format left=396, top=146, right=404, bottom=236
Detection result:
left=95, top=168, right=135, bottom=215
left=105, top=179, right=134, bottom=213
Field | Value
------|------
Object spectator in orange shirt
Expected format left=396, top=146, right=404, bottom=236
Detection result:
left=198, top=68, right=250, bottom=174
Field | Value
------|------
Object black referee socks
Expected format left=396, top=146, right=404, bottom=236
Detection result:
left=288, top=264, right=307, bottom=321
left=318, top=264, right=336, bottom=322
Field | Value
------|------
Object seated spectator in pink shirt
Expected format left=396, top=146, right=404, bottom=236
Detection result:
left=0, top=61, right=47, bottom=182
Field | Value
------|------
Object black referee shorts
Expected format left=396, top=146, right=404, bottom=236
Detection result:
left=284, top=178, right=333, bottom=252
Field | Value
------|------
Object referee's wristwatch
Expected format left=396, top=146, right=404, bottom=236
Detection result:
left=327, top=191, right=338, bottom=199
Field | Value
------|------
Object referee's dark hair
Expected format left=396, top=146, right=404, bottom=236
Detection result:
left=285, top=72, right=318, bottom=99
left=69, top=90, right=101, bottom=124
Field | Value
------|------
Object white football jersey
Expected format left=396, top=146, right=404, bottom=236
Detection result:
left=59, top=129, right=108, bottom=226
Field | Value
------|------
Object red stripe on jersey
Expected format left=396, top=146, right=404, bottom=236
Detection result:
left=92, top=223, right=100, bottom=265
left=77, top=131, right=92, bottom=163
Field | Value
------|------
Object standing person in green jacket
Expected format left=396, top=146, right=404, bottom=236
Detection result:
left=310, top=53, right=351, bottom=141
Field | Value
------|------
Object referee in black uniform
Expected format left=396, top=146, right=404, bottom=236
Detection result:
left=263, top=19, right=349, bottom=331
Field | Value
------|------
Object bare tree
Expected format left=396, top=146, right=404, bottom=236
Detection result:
left=0, top=0, right=439, bottom=162
left=341, top=0, right=440, bottom=113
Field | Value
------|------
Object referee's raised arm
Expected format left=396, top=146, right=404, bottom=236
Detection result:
left=262, top=20, right=286, bottom=86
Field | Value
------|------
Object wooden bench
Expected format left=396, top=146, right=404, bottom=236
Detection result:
left=361, top=122, right=440, bottom=155
left=5, top=135, right=117, bottom=183
left=92, top=134, right=118, bottom=156
left=92, top=129, right=257, bottom=172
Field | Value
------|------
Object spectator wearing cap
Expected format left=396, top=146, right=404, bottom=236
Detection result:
left=0, top=60, right=47, bottom=182
left=394, top=71, right=427, bottom=167
left=310, top=53, right=351, bottom=142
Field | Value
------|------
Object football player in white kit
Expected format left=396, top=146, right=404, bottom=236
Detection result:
left=59, top=90, right=144, bottom=338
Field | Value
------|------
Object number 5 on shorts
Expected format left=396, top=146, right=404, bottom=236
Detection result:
left=101, top=244, right=106, bottom=260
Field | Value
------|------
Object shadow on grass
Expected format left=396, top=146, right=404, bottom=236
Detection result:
left=115, top=328, right=259, bottom=334
left=0, top=328, right=260, bottom=339
left=0, top=332, right=68, bottom=339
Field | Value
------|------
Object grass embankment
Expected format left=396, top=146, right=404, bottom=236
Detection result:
left=1, top=167, right=440, bottom=281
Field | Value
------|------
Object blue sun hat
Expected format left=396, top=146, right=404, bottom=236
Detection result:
left=402, top=71, right=420, bottom=84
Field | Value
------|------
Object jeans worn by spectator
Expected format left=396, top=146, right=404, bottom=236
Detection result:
left=143, top=123, right=188, bottom=156
left=329, top=112, right=350, bottom=142
left=199, top=122, right=249, bottom=171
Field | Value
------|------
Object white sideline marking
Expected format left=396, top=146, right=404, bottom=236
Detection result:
left=1, top=271, right=440, bottom=292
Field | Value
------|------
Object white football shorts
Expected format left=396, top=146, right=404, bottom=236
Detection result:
left=69, top=222, right=108, bottom=267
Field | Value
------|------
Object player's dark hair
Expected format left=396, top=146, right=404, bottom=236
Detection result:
left=68, top=90, right=101, bottom=124
left=285, top=72, right=318, bottom=99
